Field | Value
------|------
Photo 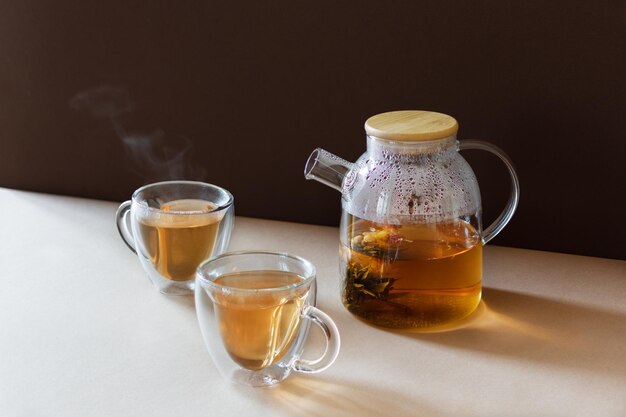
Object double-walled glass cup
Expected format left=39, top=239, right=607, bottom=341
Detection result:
left=116, top=181, right=234, bottom=295
left=195, top=251, right=340, bottom=387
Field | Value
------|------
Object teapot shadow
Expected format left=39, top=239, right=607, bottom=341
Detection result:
left=394, top=287, right=626, bottom=377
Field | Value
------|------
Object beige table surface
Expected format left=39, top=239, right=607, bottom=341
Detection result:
left=1, top=188, right=625, bottom=417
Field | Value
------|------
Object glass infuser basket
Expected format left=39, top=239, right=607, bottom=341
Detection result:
left=304, top=110, right=519, bottom=329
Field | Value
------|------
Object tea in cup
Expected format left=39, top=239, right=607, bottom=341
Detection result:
left=195, top=251, right=340, bottom=387
left=116, top=181, right=234, bottom=295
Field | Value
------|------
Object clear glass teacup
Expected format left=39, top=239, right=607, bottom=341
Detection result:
left=116, top=181, right=234, bottom=295
left=195, top=251, right=340, bottom=387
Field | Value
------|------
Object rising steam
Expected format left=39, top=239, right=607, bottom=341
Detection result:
left=69, top=85, right=205, bottom=182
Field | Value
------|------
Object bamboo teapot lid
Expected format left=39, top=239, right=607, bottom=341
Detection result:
left=365, top=110, right=458, bottom=141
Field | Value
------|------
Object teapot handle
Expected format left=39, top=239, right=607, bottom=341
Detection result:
left=459, top=140, right=520, bottom=245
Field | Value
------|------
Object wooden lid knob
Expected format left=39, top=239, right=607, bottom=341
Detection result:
left=365, top=110, right=458, bottom=141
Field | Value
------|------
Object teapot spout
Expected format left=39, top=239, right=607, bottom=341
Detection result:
left=304, top=148, right=354, bottom=193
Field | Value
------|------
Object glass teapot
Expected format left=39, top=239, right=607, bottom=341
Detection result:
left=304, top=111, right=519, bottom=329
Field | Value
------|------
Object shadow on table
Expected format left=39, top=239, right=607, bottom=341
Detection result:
left=260, top=377, right=444, bottom=417
left=399, top=287, right=626, bottom=378
left=168, top=293, right=196, bottom=311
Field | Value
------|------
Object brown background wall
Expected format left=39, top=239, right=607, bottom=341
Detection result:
left=1, top=1, right=625, bottom=259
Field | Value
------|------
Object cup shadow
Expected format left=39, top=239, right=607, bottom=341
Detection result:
left=166, top=292, right=196, bottom=311
left=395, top=287, right=626, bottom=377
left=251, top=377, right=445, bottom=417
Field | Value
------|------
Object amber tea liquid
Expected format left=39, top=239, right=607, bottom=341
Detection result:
left=341, top=212, right=482, bottom=329
left=212, top=271, right=307, bottom=370
left=137, top=199, right=222, bottom=281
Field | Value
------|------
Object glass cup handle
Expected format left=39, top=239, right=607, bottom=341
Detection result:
left=292, top=305, right=341, bottom=374
left=459, top=140, right=520, bottom=245
left=115, top=201, right=137, bottom=254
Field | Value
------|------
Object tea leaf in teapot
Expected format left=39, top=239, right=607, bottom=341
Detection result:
left=344, top=261, right=396, bottom=306
left=351, top=226, right=404, bottom=258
